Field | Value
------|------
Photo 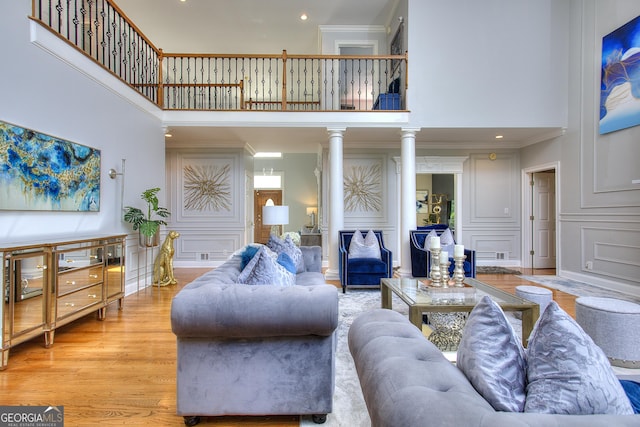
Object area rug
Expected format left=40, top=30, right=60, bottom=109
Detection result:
left=300, top=288, right=521, bottom=427
left=299, top=289, right=406, bottom=427
left=477, top=266, right=522, bottom=275
left=520, top=275, right=640, bottom=304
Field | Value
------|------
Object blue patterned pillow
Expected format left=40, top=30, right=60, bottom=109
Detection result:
left=267, top=234, right=304, bottom=273
left=237, top=246, right=295, bottom=286
left=620, top=380, right=640, bottom=414
left=457, top=296, right=527, bottom=412
left=239, top=245, right=260, bottom=270
left=276, top=252, right=296, bottom=274
left=525, top=301, right=633, bottom=414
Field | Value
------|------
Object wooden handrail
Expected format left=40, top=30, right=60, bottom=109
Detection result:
left=101, top=0, right=162, bottom=55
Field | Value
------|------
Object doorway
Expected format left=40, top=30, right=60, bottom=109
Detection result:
left=522, top=164, right=558, bottom=271
left=416, top=174, right=454, bottom=229
left=254, top=190, right=282, bottom=244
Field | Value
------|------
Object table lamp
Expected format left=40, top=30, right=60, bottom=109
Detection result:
left=306, top=206, right=317, bottom=228
left=263, top=205, right=289, bottom=236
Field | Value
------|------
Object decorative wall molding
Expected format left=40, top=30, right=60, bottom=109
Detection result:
left=467, top=153, right=519, bottom=224
left=581, top=226, right=640, bottom=284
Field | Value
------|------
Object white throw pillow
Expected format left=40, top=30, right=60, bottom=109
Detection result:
left=439, top=228, right=455, bottom=256
left=422, top=229, right=439, bottom=250
left=457, top=296, right=527, bottom=412
left=525, top=301, right=633, bottom=415
left=348, top=230, right=381, bottom=259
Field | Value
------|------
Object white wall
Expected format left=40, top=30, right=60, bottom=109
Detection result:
left=407, top=0, right=569, bottom=129
left=0, top=3, right=165, bottom=293
left=521, top=0, right=640, bottom=295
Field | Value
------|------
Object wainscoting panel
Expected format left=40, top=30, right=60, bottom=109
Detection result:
left=469, top=232, right=520, bottom=263
left=582, top=227, right=640, bottom=283
left=165, top=148, right=250, bottom=267
left=467, top=153, right=519, bottom=224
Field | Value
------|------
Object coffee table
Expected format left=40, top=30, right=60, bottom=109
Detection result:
left=380, top=277, right=540, bottom=347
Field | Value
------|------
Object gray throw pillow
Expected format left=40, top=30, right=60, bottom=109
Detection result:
left=525, top=301, right=633, bottom=415
left=457, top=296, right=527, bottom=412
left=236, top=246, right=295, bottom=287
left=267, top=234, right=304, bottom=273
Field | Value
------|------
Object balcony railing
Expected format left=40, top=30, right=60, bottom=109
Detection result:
left=31, top=0, right=408, bottom=112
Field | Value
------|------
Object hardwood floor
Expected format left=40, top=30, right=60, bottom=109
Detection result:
left=0, top=267, right=574, bottom=426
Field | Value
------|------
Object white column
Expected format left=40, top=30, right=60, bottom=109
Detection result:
left=398, top=128, right=420, bottom=277
left=324, top=128, right=345, bottom=280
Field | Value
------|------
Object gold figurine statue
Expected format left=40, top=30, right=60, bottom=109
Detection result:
left=153, top=230, right=180, bottom=286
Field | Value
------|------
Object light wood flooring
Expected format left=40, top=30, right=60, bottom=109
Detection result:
left=0, top=267, right=573, bottom=426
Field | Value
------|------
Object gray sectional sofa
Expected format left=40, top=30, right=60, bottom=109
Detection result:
left=171, top=246, right=338, bottom=426
left=349, top=309, right=639, bottom=427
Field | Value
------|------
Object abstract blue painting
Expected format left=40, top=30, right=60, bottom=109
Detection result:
left=600, top=15, right=640, bottom=134
left=0, top=120, right=100, bottom=211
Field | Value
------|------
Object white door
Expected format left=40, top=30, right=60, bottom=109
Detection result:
left=532, top=172, right=556, bottom=268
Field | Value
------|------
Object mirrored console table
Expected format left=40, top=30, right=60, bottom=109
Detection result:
left=0, top=234, right=126, bottom=370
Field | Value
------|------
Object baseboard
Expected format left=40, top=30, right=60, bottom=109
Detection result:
left=476, top=260, right=521, bottom=268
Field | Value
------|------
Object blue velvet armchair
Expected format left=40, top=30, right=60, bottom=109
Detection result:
left=409, top=225, right=476, bottom=278
left=338, top=230, right=392, bottom=293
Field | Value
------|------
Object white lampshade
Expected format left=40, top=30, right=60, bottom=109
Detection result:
left=262, top=205, right=289, bottom=226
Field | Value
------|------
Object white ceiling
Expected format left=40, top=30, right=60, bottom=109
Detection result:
left=115, top=0, right=397, bottom=53
left=115, top=0, right=562, bottom=152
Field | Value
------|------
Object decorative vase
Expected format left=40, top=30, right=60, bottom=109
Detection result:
left=139, top=230, right=160, bottom=247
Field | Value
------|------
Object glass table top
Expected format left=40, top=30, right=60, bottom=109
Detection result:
left=381, top=277, right=534, bottom=309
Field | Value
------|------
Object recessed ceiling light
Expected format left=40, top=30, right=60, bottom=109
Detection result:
left=300, top=13, right=308, bottom=21
left=254, top=152, right=282, bottom=158
left=165, top=133, right=172, bottom=138
left=495, top=135, right=504, bottom=139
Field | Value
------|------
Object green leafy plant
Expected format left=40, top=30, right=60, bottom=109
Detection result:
left=123, top=188, right=171, bottom=238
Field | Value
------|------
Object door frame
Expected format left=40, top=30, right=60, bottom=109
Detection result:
left=254, top=189, right=282, bottom=244
left=521, top=161, right=560, bottom=270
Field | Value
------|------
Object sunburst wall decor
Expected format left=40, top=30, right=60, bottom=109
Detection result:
left=183, top=163, right=231, bottom=212
left=344, top=162, right=382, bottom=212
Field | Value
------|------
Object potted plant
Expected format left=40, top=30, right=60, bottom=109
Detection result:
left=124, top=187, right=171, bottom=247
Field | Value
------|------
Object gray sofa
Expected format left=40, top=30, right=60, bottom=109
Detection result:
left=348, top=309, right=639, bottom=427
left=171, top=246, right=338, bottom=426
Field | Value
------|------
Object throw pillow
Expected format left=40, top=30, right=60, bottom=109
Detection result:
left=525, top=301, right=633, bottom=415
left=348, top=230, right=381, bottom=259
left=440, top=228, right=455, bottom=256
left=276, top=252, right=296, bottom=274
left=237, top=246, right=295, bottom=287
left=422, top=229, right=439, bottom=250
left=457, top=296, right=527, bottom=412
left=620, top=380, right=640, bottom=414
left=267, top=234, right=304, bottom=273
left=239, top=244, right=261, bottom=270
